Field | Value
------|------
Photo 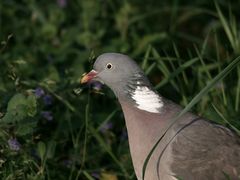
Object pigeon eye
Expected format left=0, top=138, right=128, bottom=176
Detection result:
left=106, top=63, right=113, bottom=69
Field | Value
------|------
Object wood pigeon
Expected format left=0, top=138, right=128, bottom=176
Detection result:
left=81, top=53, right=240, bottom=180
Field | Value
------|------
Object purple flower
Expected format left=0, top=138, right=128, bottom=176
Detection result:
left=34, top=87, right=45, bottom=98
left=99, top=122, right=113, bottom=133
left=57, top=0, right=67, bottom=8
left=43, top=94, right=53, bottom=106
left=41, top=111, right=53, bottom=121
left=8, top=138, right=21, bottom=151
left=91, top=172, right=100, bottom=179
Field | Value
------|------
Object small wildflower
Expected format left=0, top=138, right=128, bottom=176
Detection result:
left=99, top=122, right=113, bottom=133
left=91, top=172, right=100, bottom=179
left=41, top=111, right=53, bottom=121
left=57, top=0, right=67, bottom=8
left=43, top=94, right=53, bottom=105
left=34, top=87, right=45, bottom=98
left=7, top=138, right=21, bottom=151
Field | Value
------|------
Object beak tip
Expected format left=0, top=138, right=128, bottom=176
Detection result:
left=80, top=70, right=98, bottom=84
left=80, top=77, right=87, bottom=84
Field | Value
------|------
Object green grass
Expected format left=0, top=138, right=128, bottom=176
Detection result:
left=0, top=0, right=240, bottom=180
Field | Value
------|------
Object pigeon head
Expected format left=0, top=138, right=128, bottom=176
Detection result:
left=82, top=53, right=142, bottom=85
left=81, top=53, right=164, bottom=113
left=81, top=53, right=147, bottom=94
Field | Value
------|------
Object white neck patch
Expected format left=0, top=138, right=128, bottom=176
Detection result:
left=131, top=85, right=163, bottom=113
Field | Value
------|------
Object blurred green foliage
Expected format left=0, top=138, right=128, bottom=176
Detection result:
left=0, top=0, right=240, bottom=179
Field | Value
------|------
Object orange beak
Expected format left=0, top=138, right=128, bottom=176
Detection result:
left=81, top=70, right=98, bottom=84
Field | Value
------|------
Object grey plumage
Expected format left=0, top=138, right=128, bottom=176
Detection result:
left=81, top=53, right=240, bottom=180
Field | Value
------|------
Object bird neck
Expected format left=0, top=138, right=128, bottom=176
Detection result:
left=118, top=98, right=177, bottom=180
left=116, top=73, right=164, bottom=114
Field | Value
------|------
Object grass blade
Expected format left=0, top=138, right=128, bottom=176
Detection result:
left=82, top=171, right=95, bottom=180
left=215, top=2, right=234, bottom=51
left=97, top=109, right=118, bottom=131
left=212, top=104, right=240, bottom=135
left=194, top=44, right=212, bottom=79
left=152, top=48, right=179, bottom=91
left=141, top=45, right=152, bottom=70
left=145, top=62, right=156, bottom=75
left=155, top=57, right=199, bottom=89
left=89, top=125, right=129, bottom=178
left=235, top=66, right=240, bottom=111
